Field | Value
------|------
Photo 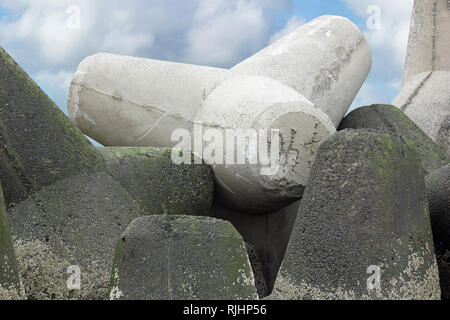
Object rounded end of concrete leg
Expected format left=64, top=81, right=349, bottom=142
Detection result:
left=232, top=15, right=372, bottom=128
left=197, top=75, right=336, bottom=213
left=67, top=53, right=195, bottom=147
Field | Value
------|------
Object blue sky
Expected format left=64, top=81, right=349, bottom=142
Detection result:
left=0, top=0, right=414, bottom=122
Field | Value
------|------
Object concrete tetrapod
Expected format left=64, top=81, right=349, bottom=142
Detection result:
left=273, top=130, right=440, bottom=300
left=109, top=215, right=258, bottom=300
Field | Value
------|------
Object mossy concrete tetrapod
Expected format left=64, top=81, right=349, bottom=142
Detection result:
left=339, top=104, right=449, bottom=175
left=0, top=47, right=105, bottom=207
left=0, top=183, right=22, bottom=299
left=273, top=130, right=440, bottom=300
left=109, top=215, right=258, bottom=300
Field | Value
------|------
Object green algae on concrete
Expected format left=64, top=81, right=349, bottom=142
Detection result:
left=99, top=147, right=213, bottom=216
left=0, top=47, right=105, bottom=207
left=338, top=104, right=449, bottom=175
left=0, top=183, right=22, bottom=299
left=273, top=130, right=440, bottom=300
left=8, top=172, right=142, bottom=300
left=109, top=215, right=258, bottom=300
left=207, top=201, right=299, bottom=297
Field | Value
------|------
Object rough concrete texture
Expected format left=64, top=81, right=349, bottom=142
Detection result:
left=403, top=0, right=450, bottom=84
left=0, top=183, right=22, bottom=299
left=0, top=47, right=105, bottom=208
left=8, top=172, right=142, bottom=300
left=108, top=215, right=258, bottom=300
left=339, top=104, right=449, bottom=175
left=232, top=15, right=372, bottom=127
left=273, top=130, right=440, bottom=300
left=425, top=164, right=450, bottom=299
left=208, top=201, right=300, bottom=297
left=68, top=53, right=230, bottom=148
left=99, top=147, right=213, bottom=216
left=393, top=71, right=450, bottom=152
left=245, top=242, right=267, bottom=298
left=394, top=0, right=450, bottom=151
left=436, top=115, right=450, bottom=155
left=197, top=75, right=335, bottom=213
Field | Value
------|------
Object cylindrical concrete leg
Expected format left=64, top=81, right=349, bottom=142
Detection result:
left=394, top=0, right=450, bottom=152
left=68, top=53, right=230, bottom=147
left=232, top=15, right=372, bottom=127
left=403, top=0, right=450, bottom=84
left=393, top=71, right=450, bottom=152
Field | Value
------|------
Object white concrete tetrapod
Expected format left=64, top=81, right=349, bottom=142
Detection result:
left=393, top=71, right=450, bottom=153
left=394, top=0, right=450, bottom=152
left=69, top=15, right=371, bottom=146
left=195, top=75, right=336, bottom=213
left=232, top=15, right=372, bottom=127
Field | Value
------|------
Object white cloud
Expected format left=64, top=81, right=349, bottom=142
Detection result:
left=269, top=15, right=306, bottom=44
left=348, top=82, right=385, bottom=113
left=0, top=0, right=291, bottom=112
left=341, top=0, right=414, bottom=110
left=341, top=0, right=413, bottom=75
left=35, top=69, right=73, bottom=93
left=1, top=0, right=414, bottom=119
left=186, top=0, right=270, bottom=67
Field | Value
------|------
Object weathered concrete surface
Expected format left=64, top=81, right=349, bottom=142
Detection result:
left=245, top=242, right=267, bottom=298
left=0, top=183, right=22, bottom=299
left=394, top=0, right=450, bottom=151
left=273, top=130, right=440, bottom=300
left=8, top=172, right=142, bottom=300
left=109, top=215, right=258, bottom=300
left=232, top=15, right=372, bottom=127
left=68, top=53, right=230, bottom=147
left=99, top=147, right=213, bottom=216
left=339, top=104, right=449, bottom=175
left=425, top=164, right=450, bottom=299
left=436, top=115, right=450, bottom=155
left=197, top=75, right=335, bottom=213
left=403, top=0, right=450, bottom=84
left=393, top=71, right=450, bottom=153
left=208, top=201, right=300, bottom=297
left=0, top=47, right=105, bottom=208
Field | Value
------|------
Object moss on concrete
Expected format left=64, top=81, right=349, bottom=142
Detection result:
left=0, top=47, right=105, bottom=207
left=0, top=183, right=21, bottom=297
left=339, top=104, right=449, bottom=175
left=99, top=147, right=213, bottom=216
left=274, top=130, right=440, bottom=299
left=8, top=172, right=142, bottom=300
left=109, top=215, right=257, bottom=300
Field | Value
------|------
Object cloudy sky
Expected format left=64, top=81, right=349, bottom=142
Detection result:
left=0, top=0, right=414, bottom=117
